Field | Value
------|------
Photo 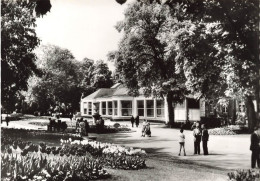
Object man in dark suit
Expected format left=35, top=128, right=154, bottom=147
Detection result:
left=193, top=123, right=202, bottom=154
left=250, top=127, right=260, bottom=168
left=201, top=124, right=209, bottom=155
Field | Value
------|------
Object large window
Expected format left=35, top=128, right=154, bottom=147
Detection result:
left=88, top=102, right=92, bottom=115
left=113, top=101, right=118, bottom=116
left=102, top=102, right=106, bottom=115
left=108, top=101, right=113, bottom=115
left=156, top=100, right=164, bottom=117
left=121, top=101, right=132, bottom=116
left=137, top=100, right=144, bottom=116
left=83, top=102, right=87, bottom=114
left=146, top=100, right=154, bottom=117
left=222, top=105, right=228, bottom=113
left=188, top=98, right=200, bottom=109
left=209, top=103, right=214, bottom=115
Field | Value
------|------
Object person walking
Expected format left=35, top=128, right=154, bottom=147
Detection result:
left=193, top=123, right=202, bottom=155
left=141, top=119, right=147, bottom=137
left=6, top=116, right=9, bottom=126
left=201, top=124, right=209, bottom=155
left=178, top=129, right=186, bottom=156
left=130, top=115, right=135, bottom=128
left=135, top=115, right=139, bottom=128
left=250, top=127, right=260, bottom=168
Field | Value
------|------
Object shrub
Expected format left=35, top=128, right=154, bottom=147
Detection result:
left=227, top=169, right=260, bottom=181
left=200, top=117, right=221, bottom=129
left=113, top=123, right=120, bottom=128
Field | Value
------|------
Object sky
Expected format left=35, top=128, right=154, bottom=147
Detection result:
left=36, top=0, right=133, bottom=71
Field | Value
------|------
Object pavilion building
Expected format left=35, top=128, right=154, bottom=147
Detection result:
left=80, top=83, right=201, bottom=123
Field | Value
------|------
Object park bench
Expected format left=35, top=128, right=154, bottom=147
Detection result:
left=47, top=119, right=67, bottom=132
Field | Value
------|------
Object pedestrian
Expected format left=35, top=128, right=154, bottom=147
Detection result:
left=201, top=124, right=209, bottom=155
left=250, top=126, right=260, bottom=168
left=130, top=115, right=135, bottom=128
left=84, top=119, right=89, bottom=136
left=145, top=122, right=151, bottom=137
left=135, top=115, right=139, bottom=127
left=191, top=122, right=196, bottom=130
left=69, top=113, right=73, bottom=121
left=193, top=122, right=202, bottom=155
left=6, top=116, right=9, bottom=126
left=79, top=121, right=86, bottom=137
left=141, top=119, right=147, bottom=137
left=178, top=129, right=186, bottom=156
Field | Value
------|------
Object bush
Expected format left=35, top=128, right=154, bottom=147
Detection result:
left=113, top=123, right=120, bottom=128
left=169, top=122, right=192, bottom=130
left=200, top=117, right=221, bottom=129
left=227, top=169, right=260, bottom=181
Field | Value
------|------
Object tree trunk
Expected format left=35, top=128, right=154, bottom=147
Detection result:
left=231, top=99, right=236, bottom=124
left=246, top=96, right=257, bottom=132
left=166, top=92, right=175, bottom=127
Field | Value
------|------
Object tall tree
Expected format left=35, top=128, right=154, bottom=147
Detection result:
left=108, top=2, right=188, bottom=126
left=1, top=0, right=51, bottom=112
left=165, top=0, right=259, bottom=131
left=23, top=45, right=81, bottom=114
left=79, top=59, right=114, bottom=98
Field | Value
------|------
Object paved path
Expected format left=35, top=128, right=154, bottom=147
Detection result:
left=95, top=122, right=250, bottom=170
left=1, top=118, right=251, bottom=170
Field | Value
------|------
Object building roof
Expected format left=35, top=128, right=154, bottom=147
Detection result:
left=82, top=84, right=145, bottom=100
left=82, top=88, right=116, bottom=100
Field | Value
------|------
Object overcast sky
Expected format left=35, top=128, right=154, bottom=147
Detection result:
left=36, top=0, right=133, bottom=70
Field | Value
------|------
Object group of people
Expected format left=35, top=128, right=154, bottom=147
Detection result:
left=76, top=118, right=90, bottom=136
left=48, top=115, right=68, bottom=132
left=130, top=115, right=140, bottom=128
left=141, top=119, right=151, bottom=137
left=130, top=116, right=151, bottom=137
left=178, top=122, right=209, bottom=156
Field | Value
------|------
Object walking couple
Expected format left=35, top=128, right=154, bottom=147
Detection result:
left=178, top=122, right=209, bottom=156
left=130, top=115, right=139, bottom=128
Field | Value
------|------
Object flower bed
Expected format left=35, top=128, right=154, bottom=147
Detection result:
left=208, top=127, right=236, bottom=135
left=62, top=139, right=147, bottom=169
left=28, top=121, right=49, bottom=127
left=1, top=128, right=147, bottom=180
left=27, top=122, right=132, bottom=133
left=1, top=128, right=82, bottom=141
left=1, top=152, right=109, bottom=180
left=1, top=135, right=108, bottom=180
left=227, top=169, right=260, bottom=181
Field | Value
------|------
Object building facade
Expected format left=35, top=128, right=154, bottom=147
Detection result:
left=80, top=84, right=201, bottom=123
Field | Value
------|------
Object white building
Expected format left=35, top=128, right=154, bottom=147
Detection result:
left=80, top=84, right=201, bottom=123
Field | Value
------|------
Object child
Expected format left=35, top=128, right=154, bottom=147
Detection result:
left=178, top=129, right=186, bottom=156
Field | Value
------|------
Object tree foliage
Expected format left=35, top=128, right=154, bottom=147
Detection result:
left=112, top=0, right=259, bottom=128
left=165, top=0, right=259, bottom=130
left=108, top=2, right=188, bottom=125
left=1, top=0, right=51, bottom=112
left=22, top=45, right=114, bottom=114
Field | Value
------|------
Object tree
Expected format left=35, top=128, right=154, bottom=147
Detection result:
left=91, top=60, right=113, bottom=89
left=79, top=59, right=114, bottom=98
left=108, top=2, right=188, bottom=126
left=23, top=45, right=81, bottom=114
left=1, top=0, right=51, bottom=112
left=165, top=0, right=259, bottom=131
